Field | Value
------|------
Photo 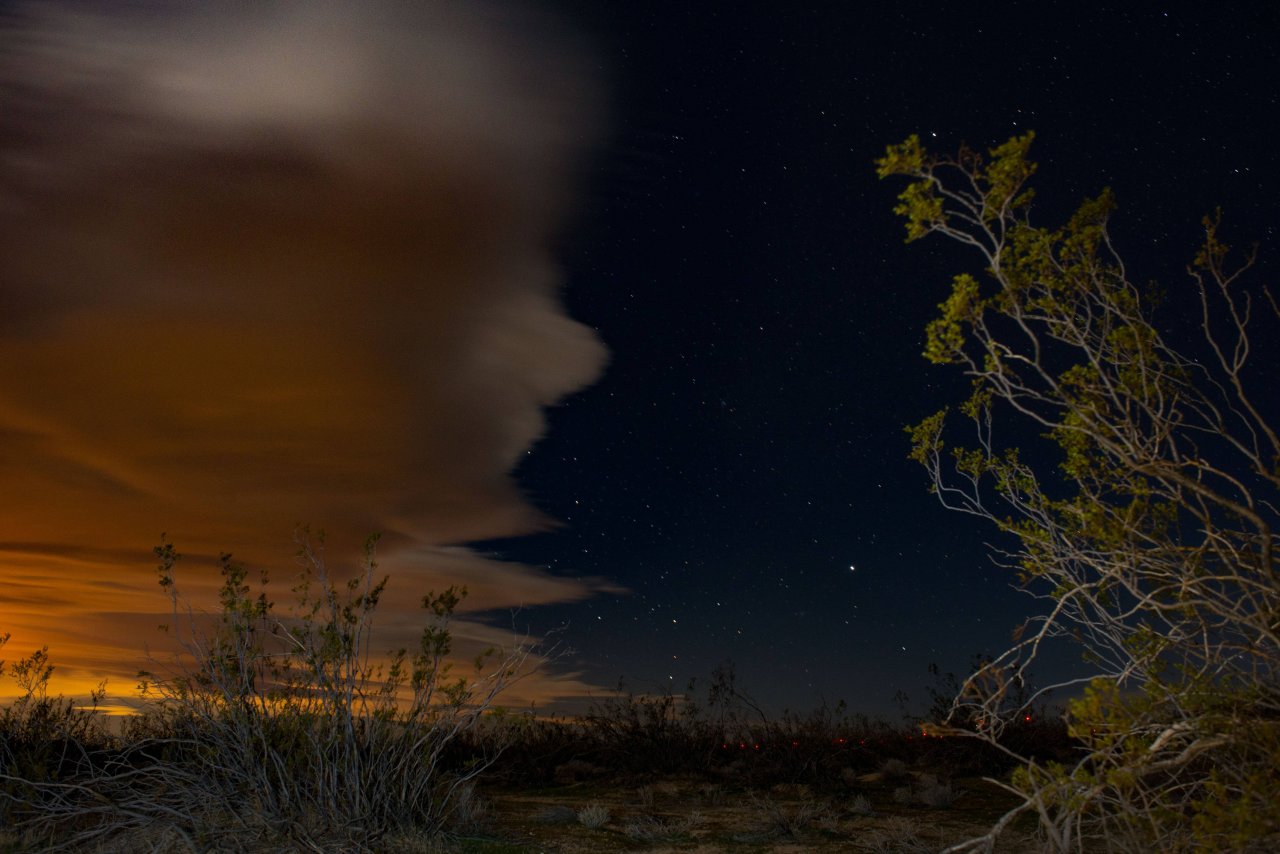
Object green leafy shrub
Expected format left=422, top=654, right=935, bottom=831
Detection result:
left=879, top=132, right=1280, bottom=851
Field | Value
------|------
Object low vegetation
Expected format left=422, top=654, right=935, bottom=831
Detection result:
left=0, top=532, right=534, bottom=852
left=5, top=622, right=1075, bottom=854
left=1, top=559, right=1073, bottom=853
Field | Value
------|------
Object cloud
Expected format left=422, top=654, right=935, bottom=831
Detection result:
left=0, top=0, right=615, bottom=709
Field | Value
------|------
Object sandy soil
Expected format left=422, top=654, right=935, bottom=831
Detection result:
left=470, top=774, right=1040, bottom=853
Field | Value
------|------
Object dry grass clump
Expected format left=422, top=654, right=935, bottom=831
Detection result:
left=697, top=783, right=726, bottom=806
left=859, top=816, right=934, bottom=853
left=443, top=782, right=492, bottom=834
left=575, top=801, right=611, bottom=829
left=751, top=794, right=831, bottom=839
left=621, top=812, right=703, bottom=842
left=636, top=783, right=656, bottom=810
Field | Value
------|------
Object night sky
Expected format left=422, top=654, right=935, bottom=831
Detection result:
left=1, top=1, right=1277, bottom=719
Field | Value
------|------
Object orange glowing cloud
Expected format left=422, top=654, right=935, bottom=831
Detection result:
left=0, top=0, right=619, bottom=711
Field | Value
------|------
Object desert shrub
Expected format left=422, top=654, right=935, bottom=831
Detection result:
left=566, top=665, right=930, bottom=788
left=467, top=713, right=584, bottom=785
left=480, top=660, right=1043, bottom=791
left=444, top=781, right=491, bottom=835
left=635, top=783, right=655, bottom=810
left=697, top=782, right=726, bottom=806
left=2, top=532, right=532, bottom=852
left=915, top=775, right=954, bottom=808
left=751, top=794, right=831, bottom=838
left=578, top=678, right=710, bottom=777
left=0, top=637, right=115, bottom=833
left=912, top=661, right=1080, bottom=777
left=621, top=813, right=702, bottom=842
left=860, top=816, right=934, bottom=853
left=880, top=133, right=1280, bottom=851
left=575, top=801, right=610, bottom=828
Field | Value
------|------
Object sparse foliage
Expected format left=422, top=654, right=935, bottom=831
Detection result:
left=879, top=133, right=1280, bottom=851
left=1, top=530, right=534, bottom=851
left=0, top=634, right=111, bottom=836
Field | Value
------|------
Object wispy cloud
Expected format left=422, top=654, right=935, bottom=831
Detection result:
left=0, top=0, right=616, bottom=709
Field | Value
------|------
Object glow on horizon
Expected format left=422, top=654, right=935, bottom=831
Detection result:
left=0, top=1, right=619, bottom=714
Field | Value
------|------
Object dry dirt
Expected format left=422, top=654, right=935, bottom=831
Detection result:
left=465, top=773, right=1040, bottom=853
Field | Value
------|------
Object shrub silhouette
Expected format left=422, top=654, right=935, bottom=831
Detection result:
left=0, top=531, right=534, bottom=852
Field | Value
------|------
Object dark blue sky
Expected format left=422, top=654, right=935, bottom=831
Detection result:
left=472, top=2, right=1280, bottom=716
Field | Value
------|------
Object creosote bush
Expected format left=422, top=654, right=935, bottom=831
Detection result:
left=879, top=133, right=1280, bottom=852
left=0, top=531, right=534, bottom=852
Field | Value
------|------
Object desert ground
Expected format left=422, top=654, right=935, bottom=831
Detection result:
left=444, top=770, right=1038, bottom=853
